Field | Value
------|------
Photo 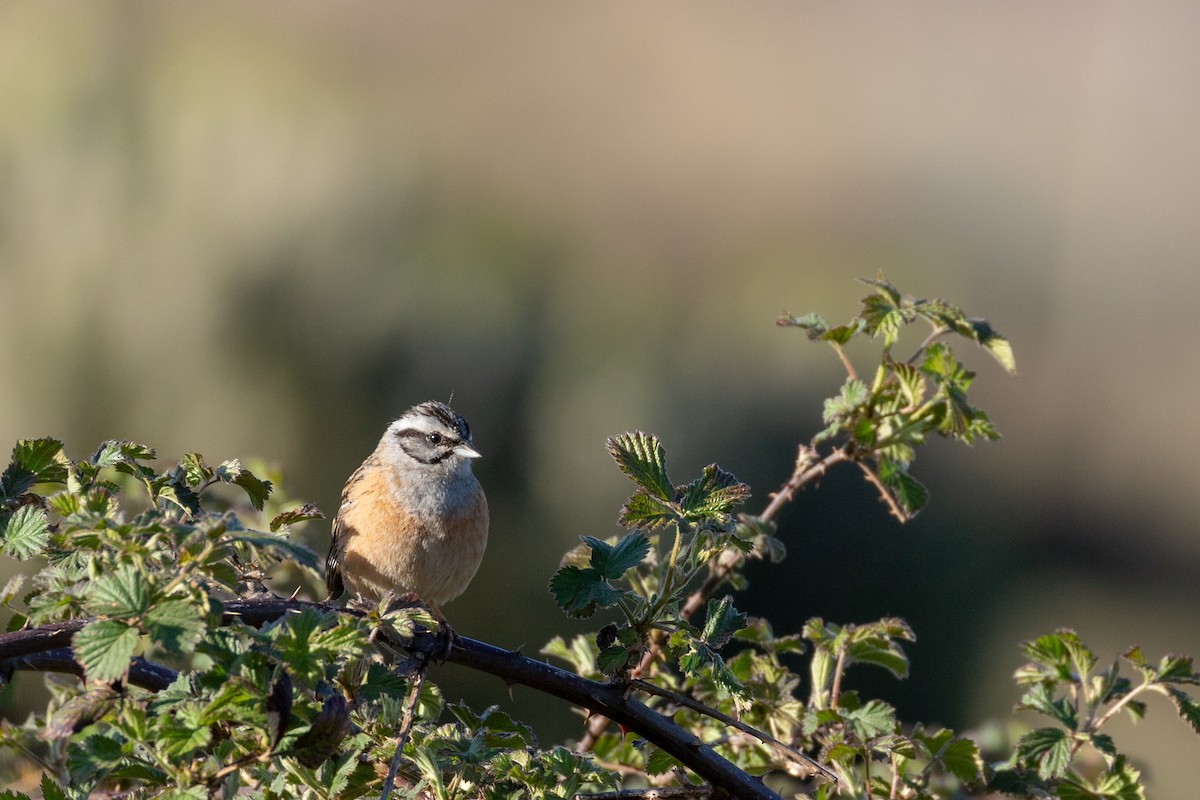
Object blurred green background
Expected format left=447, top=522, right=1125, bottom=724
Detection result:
left=3, top=2, right=1200, bottom=792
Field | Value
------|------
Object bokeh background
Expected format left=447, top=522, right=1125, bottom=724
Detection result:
left=3, top=2, right=1200, bottom=792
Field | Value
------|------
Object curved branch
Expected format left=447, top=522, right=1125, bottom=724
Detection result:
left=0, top=598, right=784, bottom=800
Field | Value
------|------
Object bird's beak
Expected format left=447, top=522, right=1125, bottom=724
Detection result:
left=454, top=443, right=482, bottom=459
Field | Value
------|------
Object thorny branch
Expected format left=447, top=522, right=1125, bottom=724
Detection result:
left=0, top=598, right=789, bottom=800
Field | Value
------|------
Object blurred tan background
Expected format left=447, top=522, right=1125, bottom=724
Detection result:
left=3, top=1, right=1200, bottom=792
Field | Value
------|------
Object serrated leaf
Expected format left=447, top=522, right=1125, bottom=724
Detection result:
left=940, top=735, right=984, bottom=783
left=1155, top=654, right=1199, bottom=684
left=40, top=775, right=70, bottom=800
left=823, top=378, right=869, bottom=424
left=1056, top=756, right=1145, bottom=800
left=215, top=460, right=273, bottom=510
left=618, top=488, right=676, bottom=529
left=2, top=438, right=68, bottom=499
left=1166, top=686, right=1200, bottom=735
left=549, top=566, right=622, bottom=618
left=892, top=362, right=927, bottom=407
left=607, top=432, right=672, bottom=500
left=677, top=464, right=750, bottom=521
left=0, top=504, right=50, bottom=560
left=358, top=662, right=409, bottom=703
left=230, top=532, right=321, bottom=571
left=644, top=745, right=680, bottom=776
left=583, top=531, right=650, bottom=580
left=1017, top=683, right=1078, bottom=729
left=178, top=453, right=212, bottom=487
left=701, top=596, right=746, bottom=649
left=859, top=285, right=911, bottom=346
left=596, top=645, right=636, bottom=675
left=74, top=619, right=140, bottom=683
left=777, top=311, right=830, bottom=338
left=1016, top=727, right=1072, bottom=780
left=540, top=635, right=601, bottom=679
left=90, top=565, right=151, bottom=619
left=846, top=640, right=910, bottom=680
left=877, top=457, right=927, bottom=518
left=91, top=440, right=156, bottom=469
left=1023, top=629, right=1088, bottom=680
left=269, top=503, right=325, bottom=532
left=145, top=599, right=206, bottom=655
left=846, top=699, right=896, bottom=739
left=821, top=320, right=864, bottom=345
left=963, top=318, right=1017, bottom=374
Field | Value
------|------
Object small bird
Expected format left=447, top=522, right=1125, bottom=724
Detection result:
left=325, top=401, right=489, bottom=622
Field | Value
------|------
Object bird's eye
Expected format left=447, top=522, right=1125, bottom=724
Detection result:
left=427, top=432, right=443, bottom=445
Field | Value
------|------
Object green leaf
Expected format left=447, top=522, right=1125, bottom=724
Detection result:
left=74, top=620, right=140, bottom=683
left=891, top=362, right=926, bottom=407
left=821, top=320, right=865, bottom=345
left=178, top=453, right=212, bottom=487
left=269, top=502, right=325, bottom=532
left=230, top=531, right=321, bottom=572
left=358, top=663, right=408, bottom=703
left=1166, top=687, right=1200, bottom=735
left=596, top=645, right=636, bottom=675
left=823, top=378, right=869, bottom=424
left=540, top=635, right=601, bottom=679
left=0, top=504, right=50, bottom=560
left=159, top=703, right=213, bottom=759
left=1056, top=756, right=1145, bottom=800
left=1017, top=683, right=1078, bottom=729
left=2, top=438, right=68, bottom=499
left=90, top=565, right=151, bottom=619
left=1155, top=654, right=1200, bottom=684
left=645, top=745, right=681, bottom=776
left=1016, top=727, right=1072, bottom=780
left=583, top=532, right=650, bottom=580
left=607, top=432, right=672, bottom=500
left=777, top=311, right=830, bottom=338
left=914, top=727, right=983, bottom=783
left=701, top=596, right=746, bottom=649
left=40, top=775, right=71, bottom=800
left=145, top=599, right=207, bottom=655
left=845, top=699, right=896, bottom=739
left=91, top=440, right=156, bottom=471
left=677, top=464, right=751, bottom=521
left=877, top=457, right=928, bottom=518
left=549, top=566, right=622, bottom=618
left=1022, top=629, right=1093, bottom=681
left=214, top=459, right=272, bottom=510
left=618, top=488, right=676, bottom=529
left=858, top=278, right=912, bottom=346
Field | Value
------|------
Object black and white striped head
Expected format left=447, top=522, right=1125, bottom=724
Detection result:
left=383, top=401, right=481, bottom=469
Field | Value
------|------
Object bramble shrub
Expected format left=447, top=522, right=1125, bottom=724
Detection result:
left=0, top=277, right=1196, bottom=799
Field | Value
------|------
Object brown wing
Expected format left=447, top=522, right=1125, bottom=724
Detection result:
left=324, top=455, right=379, bottom=600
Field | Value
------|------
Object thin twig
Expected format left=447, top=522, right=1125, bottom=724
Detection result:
left=381, top=668, right=426, bottom=800
left=831, top=342, right=858, bottom=381
left=830, top=646, right=847, bottom=709
left=631, top=679, right=837, bottom=783
left=906, top=326, right=947, bottom=365
left=855, top=461, right=908, bottom=523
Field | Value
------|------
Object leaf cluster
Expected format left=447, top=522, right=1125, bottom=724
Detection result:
left=0, top=440, right=615, bottom=799
left=779, top=276, right=1015, bottom=519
